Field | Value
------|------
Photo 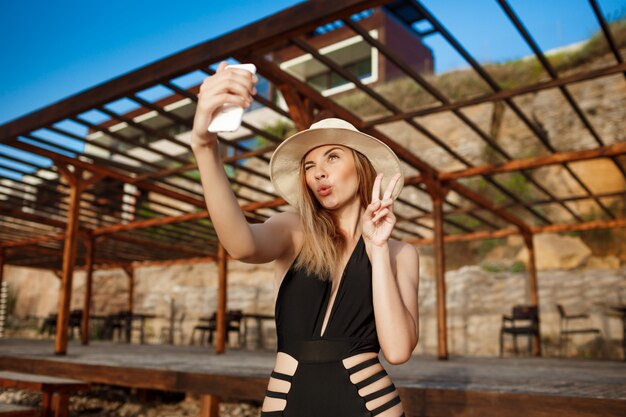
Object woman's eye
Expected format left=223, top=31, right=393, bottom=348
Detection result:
left=328, top=154, right=339, bottom=161
left=304, top=165, right=313, bottom=171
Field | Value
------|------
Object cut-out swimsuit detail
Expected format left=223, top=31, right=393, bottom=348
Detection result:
left=260, top=237, right=405, bottom=417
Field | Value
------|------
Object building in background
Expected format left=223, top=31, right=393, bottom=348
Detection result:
left=275, top=8, right=433, bottom=96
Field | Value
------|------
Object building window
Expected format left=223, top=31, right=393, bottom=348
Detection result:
left=306, top=58, right=372, bottom=92
left=280, top=30, right=379, bottom=96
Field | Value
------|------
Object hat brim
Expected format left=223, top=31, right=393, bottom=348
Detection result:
left=270, top=127, right=404, bottom=207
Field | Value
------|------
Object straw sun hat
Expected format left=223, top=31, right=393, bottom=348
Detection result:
left=269, top=118, right=404, bottom=207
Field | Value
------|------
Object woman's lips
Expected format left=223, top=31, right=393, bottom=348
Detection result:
left=318, top=185, right=332, bottom=196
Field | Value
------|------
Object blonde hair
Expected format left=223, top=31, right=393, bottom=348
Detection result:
left=295, top=148, right=377, bottom=280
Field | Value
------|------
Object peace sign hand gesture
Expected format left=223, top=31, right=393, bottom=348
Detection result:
left=361, top=173, right=402, bottom=247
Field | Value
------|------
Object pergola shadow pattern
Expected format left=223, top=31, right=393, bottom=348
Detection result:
left=1, top=0, right=625, bottom=359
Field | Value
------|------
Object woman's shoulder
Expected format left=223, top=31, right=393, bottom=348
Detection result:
left=267, top=209, right=302, bottom=231
left=268, top=211, right=304, bottom=281
left=266, top=209, right=304, bottom=256
left=388, top=239, right=419, bottom=261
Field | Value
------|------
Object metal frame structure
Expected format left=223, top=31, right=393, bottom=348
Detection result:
left=1, top=0, right=625, bottom=364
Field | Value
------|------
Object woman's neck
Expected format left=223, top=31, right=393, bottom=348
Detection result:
left=332, top=198, right=363, bottom=241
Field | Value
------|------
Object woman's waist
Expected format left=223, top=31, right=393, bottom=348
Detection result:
left=277, top=332, right=379, bottom=363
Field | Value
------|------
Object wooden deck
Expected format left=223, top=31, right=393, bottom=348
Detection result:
left=1, top=338, right=625, bottom=416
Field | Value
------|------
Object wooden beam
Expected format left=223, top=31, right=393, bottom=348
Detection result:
left=407, top=228, right=519, bottom=245
left=532, top=217, right=626, bottom=234
left=364, top=61, right=626, bottom=127
left=408, top=217, right=626, bottom=245
left=0, top=208, right=68, bottom=230
left=105, top=234, right=212, bottom=258
left=91, top=198, right=283, bottom=237
left=134, top=144, right=276, bottom=183
left=7, top=140, right=206, bottom=208
left=447, top=181, right=531, bottom=233
left=215, top=243, right=228, bottom=354
left=54, top=164, right=83, bottom=355
left=277, top=83, right=313, bottom=130
left=441, top=141, right=626, bottom=180
left=1, top=233, right=67, bottom=249
left=75, top=255, right=217, bottom=272
left=81, top=235, right=95, bottom=346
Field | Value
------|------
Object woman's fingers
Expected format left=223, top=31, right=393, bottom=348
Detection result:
left=371, top=208, right=390, bottom=223
left=364, top=200, right=381, bottom=217
left=206, top=93, right=250, bottom=111
left=382, top=173, right=402, bottom=201
left=371, top=173, right=383, bottom=203
left=200, top=63, right=256, bottom=99
left=201, top=75, right=253, bottom=102
left=215, top=61, right=229, bottom=73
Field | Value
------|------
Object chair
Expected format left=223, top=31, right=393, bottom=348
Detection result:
left=39, top=310, right=82, bottom=339
left=39, top=313, right=57, bottom=337
left=68, top=309, right=83, bottom=339
left=556, top=304, right=601, bottom=357
left=190, top=310, right=243, bottom=347
left=500, top=305, right=540, bottom=356
left=102, top=312, right=125, bottom=341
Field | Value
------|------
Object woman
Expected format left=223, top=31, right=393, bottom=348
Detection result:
left=191, top=62, right=419, bottom=417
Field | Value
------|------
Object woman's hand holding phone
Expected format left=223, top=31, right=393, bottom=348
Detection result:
left=191, top=62, right=258, bottom=151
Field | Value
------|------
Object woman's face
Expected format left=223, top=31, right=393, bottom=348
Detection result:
left=303, top=144, right=359, bottom=210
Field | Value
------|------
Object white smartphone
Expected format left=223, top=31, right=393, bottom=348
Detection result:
left=207, top=63, right=257, bottom=133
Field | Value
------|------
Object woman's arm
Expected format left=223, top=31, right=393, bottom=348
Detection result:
left=368, top=241, right=419, bottom=364
left=191, top=62, right=296, bottom=263
left=362, top=173, right=420, bottom=364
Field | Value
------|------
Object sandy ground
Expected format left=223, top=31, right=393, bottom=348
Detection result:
left=0, top=386, right=262, bottom=417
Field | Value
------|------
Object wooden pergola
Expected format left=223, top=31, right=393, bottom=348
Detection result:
left=1, top=0, right=625, bottom=365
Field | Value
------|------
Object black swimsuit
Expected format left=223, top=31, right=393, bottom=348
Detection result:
left=261, top=236, right=404, bottom=417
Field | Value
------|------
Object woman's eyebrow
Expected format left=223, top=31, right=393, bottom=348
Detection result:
left=304, top=147, right=344, bottom=165
left=323, top=146, right=344, bottom=156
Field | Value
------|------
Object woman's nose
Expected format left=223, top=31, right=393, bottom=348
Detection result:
left=314, top=168, right=326, bottom=180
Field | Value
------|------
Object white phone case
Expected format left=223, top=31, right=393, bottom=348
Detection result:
left=207, top=63, right=257, bottom=133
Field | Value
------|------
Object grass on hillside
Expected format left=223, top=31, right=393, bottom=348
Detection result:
left=334, top=20, right=626, bottom=118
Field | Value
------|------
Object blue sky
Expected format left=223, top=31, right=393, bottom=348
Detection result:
left=0, top=0, right=624, bottom=177
left=1, top=0, right=624, bottom=125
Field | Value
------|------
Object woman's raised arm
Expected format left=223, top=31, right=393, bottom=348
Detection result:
left=190, top=62, right=296, bottom=263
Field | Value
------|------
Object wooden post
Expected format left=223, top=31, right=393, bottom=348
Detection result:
left=123, top=266, right=135, bottom=343
left=0, top=248, right=5, bottom=338
left=81, top=236, right=95, bottom=345
left=199, top=394, right=220, bottom=417
left=523, top=233, right=542, bottom=356
left=215, top=243, right=228, bottom=354
left=55, top=165, right=83, bottom=355
left=126, top=266, right=135, bottom=314
left=0, top=248, right=5, bottom=297
left=425, top=177, right=450, bottom=360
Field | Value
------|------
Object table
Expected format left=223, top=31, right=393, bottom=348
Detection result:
left=103, top=312, right=157, bottom=344
left=0, top=371, right=89, bottom=417
left=610, top=305, right=626, bottom=361
left=124, top=313, right=157, bottom=344
left=241, top=313, right=275, bottom=350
